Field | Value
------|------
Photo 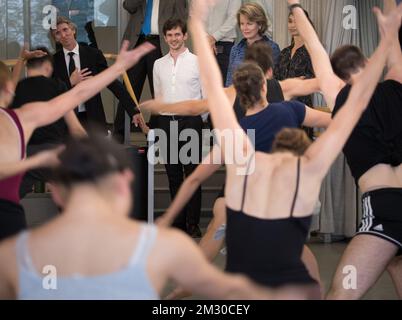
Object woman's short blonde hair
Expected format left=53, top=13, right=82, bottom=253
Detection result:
left=237, top=2, right=268, bottom=36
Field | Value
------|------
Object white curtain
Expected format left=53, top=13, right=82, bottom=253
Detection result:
left=357, top=0, right=381, bottom=57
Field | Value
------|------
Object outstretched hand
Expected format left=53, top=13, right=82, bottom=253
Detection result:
left=115, top=41, right=155, bottom=72
left=373, top=3, right=402, bottom=41
left=20, top=44, right=47, bottom=61
left=132, top=113, right=150, bottom=135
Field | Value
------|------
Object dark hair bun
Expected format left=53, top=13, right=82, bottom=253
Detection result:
left=52, top=133, right=131, bottom=186
left=233, top=62, right=265, bottom=110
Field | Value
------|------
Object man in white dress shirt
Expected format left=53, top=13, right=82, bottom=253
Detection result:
left=153, top=18, right=203, bottom=237
left=206, top=0, right=241, bottom=84
left=115, top=0, right=188, bottom=141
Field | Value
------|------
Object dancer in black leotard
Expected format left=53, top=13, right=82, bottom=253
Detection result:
left=226, top=157, right=315, bottom=287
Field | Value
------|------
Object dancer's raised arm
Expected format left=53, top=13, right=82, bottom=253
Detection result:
left=383, top=0, right=402, bottom=81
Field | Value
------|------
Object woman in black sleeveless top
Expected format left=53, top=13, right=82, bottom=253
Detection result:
left=188, top=0, right=396, bottom=299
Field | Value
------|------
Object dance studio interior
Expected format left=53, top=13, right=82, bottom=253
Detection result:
left=0, top=0, right=401, bottom=301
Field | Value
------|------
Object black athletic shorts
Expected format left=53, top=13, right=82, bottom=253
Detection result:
left=357, top=188, right=402, bottom=254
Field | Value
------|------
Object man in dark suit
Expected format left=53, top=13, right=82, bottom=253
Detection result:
left=113, top=0, right=188, bottom=137
left=52, top=16, right=141, bottom=134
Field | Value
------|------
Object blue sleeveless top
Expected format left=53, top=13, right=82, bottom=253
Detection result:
left=16, top=225, right=160, bottom=300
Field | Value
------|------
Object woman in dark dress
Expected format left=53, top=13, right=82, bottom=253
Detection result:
left=275, top=10, right=315, bottom=108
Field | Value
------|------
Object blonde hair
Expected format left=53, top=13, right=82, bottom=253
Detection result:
left=272, top=128, right=312, bottom=156
left=237, top=2, right=269, bottom=36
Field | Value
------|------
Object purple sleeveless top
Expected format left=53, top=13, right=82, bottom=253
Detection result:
left=0, top=107, right=26, bottom=204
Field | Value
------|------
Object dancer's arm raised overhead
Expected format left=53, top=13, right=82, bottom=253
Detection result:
left=383, top=0, right=402, bottom=82
left=287, top=0, right=345, bottom=110
left=189, top=0, right=254, bottom=166
left=303, top=5, right=402, bottom=178
left=15, top=42, right=154, bottom=139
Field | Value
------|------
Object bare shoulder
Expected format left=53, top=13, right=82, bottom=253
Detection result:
left=261, top=152, right=296, bottom=170
left=149, top=227, right=198, bottom=268
left=0, top=236, right=18, bottom=273
left=249, top=152, right=279, bottom=176
left=0, top=236, right=16, bottom=253
left=154, top=227, right=192, bottom=249
left=0, top=236, right=18, bottom=298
